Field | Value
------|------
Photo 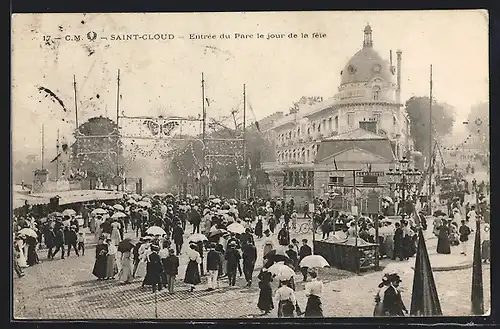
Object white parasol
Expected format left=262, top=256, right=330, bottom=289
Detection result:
left=126, top=198, right=137, bottom=204
left=17, top=228, right=38, bottom=238
left=211, top=198, right=221, bottom=204
left=146, top=226, right=166, bottom=236
left=226, top=222, right=245, bottom=234
left=267, top=262, right=295, bottom=280
left=189, top=233, right=208, bottom=243
left=91, top=208, right=108, bottom=215
left=299, top=255, right=330, bottom=268
left=113, top=204, right=125, bottom=211
left=62, top=209, right=76, bottom=216
left=111, top=211, right=127, bottom=219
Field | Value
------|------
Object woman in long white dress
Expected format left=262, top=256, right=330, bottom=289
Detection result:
left=111, top=220, right=122, bottom=247
left=16, top=237, right=28, bottom=268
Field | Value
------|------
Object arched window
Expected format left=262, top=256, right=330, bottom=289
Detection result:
left=335, top=116, right=339, bottom=130
left=307, top=128, right=311, bottom=135
left=306, top=149, right=310, bottom=162
left=301, top=147, right=305, bottom=161
left=373, top=86, right=381, bottom=100
left=317, top=122, right=321, bottom=132
left=328, top=117, right=332, bottom=131
left=393, top=115, right=397, bottom=126
left=289, top=131, right=292, bottom=139
left=322, top=119, right=327, bottom=131
left=297, top=128, right=300, bottom=137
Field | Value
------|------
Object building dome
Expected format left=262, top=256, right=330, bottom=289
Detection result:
left=340, top=25, right=395, bottom=86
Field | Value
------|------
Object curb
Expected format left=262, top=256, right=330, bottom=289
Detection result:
left=411, top=261, right=473, bottom=272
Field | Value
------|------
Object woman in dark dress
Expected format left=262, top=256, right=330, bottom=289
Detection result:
left=25, top=236, right=39, bottom=266
left=92, top=237, right=108, bottom=280
left=142, top=244, right=164, bottom=292
left=255, top=219, right=263, bottom=239
left=436, top=221, right=451, bottom=254
left=184, top=244, right=202, bottom=292
left=257, top=269, right=274, bottom=315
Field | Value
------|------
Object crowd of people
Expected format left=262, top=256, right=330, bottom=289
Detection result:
left=12, top=177, right=490, bottom=317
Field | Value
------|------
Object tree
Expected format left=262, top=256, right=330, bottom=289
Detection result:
left=405, top=96, right=456, bottom=159
left=71, top=116, right=124, bottom=187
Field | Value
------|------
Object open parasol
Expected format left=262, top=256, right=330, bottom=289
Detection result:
left=91, top=208, right=108, bottom=216
left=267, top=262, right=295, bottom=280
left=209, top=229, right=226, bottom=239
left=117, top=238, right=135, bottom=253
left=48, top=212, right=62, bottom=218
left=264, top=248, right=291, bottom=264
left=62, top=209, right=76, bottom=216
left=146, top=226, right=166, bottom=236
left=111, top=211, right=127, bottom=219
left=189, top=233, right=208, bottom=243
left=226, top=222, right=245, bottom=234
left=113, top=204, right=125, bottom=211
left=299, top=255, right=330, bottom=268
left=17, top=228, right=38, bottom=238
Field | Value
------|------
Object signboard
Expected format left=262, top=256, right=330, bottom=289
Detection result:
left=356, top=171, right=385, bottom=177
left=351, top=205, right=358, bottom=216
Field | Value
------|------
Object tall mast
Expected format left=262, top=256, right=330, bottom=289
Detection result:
left=428, top=64, right=433, bottom=214
left=201, top=73, right=206, bottom=196
left=116, top=69, right=121, bottom=191
left=56, top=129, right=60, bottom=178
left=243, top=84, right=247, bottom=199
left=41, top=125, right=45, bottom=170
left=73, top=75, right=78, bottom=131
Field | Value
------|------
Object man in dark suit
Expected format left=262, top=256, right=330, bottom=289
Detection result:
left=162, top=248, right=179, bottom=293
left=393, top=222, right=404, bottom=261
left=225, top=241, right=241, bottom=286
left=382, top=274, right=408, bottom=316
left=206, top=243, right=222, bottom=291
left=285, top=244, right=299, bottom=270
left=242, top=241, right=257, bottom=287
left=298, top=239, right=312, bottom=281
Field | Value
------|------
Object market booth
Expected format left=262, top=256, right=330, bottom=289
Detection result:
left=313, top=237, right=378, bottom=273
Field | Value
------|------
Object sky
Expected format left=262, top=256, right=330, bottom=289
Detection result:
left=12, top=10, right=489, bottom=163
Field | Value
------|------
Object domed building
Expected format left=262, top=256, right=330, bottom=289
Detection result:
left=262, top=25, right=413, bottom=204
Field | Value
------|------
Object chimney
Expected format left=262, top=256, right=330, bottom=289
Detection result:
left=396, top=49, right=402, bottom=104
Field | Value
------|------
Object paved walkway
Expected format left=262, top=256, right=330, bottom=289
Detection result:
left=14, top=218, right=490, bottom=319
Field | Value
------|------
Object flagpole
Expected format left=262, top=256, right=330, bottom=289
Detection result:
left=56, top=129, right=60, bottom=179
left=428, top=65, right=433, bottom=215
left=201, top=72, right=207, bottom=197
left=41, top=125, right=45, bottom=170
left=243, top=83, right=247, bottom=200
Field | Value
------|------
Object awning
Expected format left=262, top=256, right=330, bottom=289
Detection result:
left=13, top=189, right=123, bottom=209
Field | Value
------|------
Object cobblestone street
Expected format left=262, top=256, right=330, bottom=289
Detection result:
left=13, top=220, right=490, bottom=319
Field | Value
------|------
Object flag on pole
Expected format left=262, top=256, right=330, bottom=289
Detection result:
left=410, top=229, right=442, bottom=316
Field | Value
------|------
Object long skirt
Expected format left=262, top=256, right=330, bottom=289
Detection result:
left=118, top=252, right=133, bottom=283
left=437, top=236, right=451, bottom=254
left=184, top=260, right=201, bottom=285
left=481, top=240, right=490, bottom=261
left=304, top=295, right=323, bottom=318
left=384, top=235, right=394, bottom=259
left=92, top=256, right=108, bottom=279
left=106, top=255, right=119, bottom=278
left=257, top=284, right=274, bottom=312
left=278, top=300, right=295, bottom=318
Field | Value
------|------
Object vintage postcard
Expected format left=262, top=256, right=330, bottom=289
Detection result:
left=11, top=11, right=490, bottom=320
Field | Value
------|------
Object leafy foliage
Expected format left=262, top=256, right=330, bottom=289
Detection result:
left=405, top=96, right=455, bottom=158
left=466, top=101, right=489, bottom=145
left=71, top=116, right=124, bottom=186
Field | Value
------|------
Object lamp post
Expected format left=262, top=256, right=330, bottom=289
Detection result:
left=387, top=157, right=422, bottom=222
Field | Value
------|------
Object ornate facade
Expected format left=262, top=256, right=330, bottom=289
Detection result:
left=263, top=25, right=412, bottom=204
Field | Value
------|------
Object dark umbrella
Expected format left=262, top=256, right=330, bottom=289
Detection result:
left=264, top=249, right=292, bottom=267
left=410, top=229, right=442, bottom=316
left=117, top=238, right=135, bottom=253
left=209, top=229, right=226, bottom=239
left=433, top=210, right=446, bottom=217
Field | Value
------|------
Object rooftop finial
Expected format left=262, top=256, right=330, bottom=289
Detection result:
left=363, top=24, right=373, bottom=48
